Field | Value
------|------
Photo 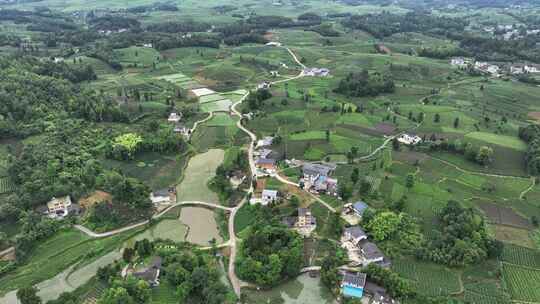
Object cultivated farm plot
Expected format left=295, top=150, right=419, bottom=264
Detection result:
left=501, top=244, right=540, bottom=269
left=464, top=282, right=510, bottom=304
left=392, top=259, right=461, bottom=297
left=206, top=113, right=237, bottom=127
left=200, top=99, right=232, bottom=112
left=0, top=177, right=14, bottom=194
left=199, top=94, right=226, bottom=104
left=502, top=263, right=540, bottom=303
left=464, top=132, right=527, bottom=151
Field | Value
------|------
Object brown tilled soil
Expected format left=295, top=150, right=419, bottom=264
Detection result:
left=528, top=111, right=540, bottom=121
left=477, top=201, right=532, bottom=229
left=393, top=151, right=429, bottom=164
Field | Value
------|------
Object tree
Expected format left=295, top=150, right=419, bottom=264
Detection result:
left=17, top=286, right=41, bottom=304
left=434, top=113, right=440, bottom=123
left=351, top=168, right=360, bottom=184
left=360, top=178, right=372, bottom=194
left=464, top=142, right=477, bottom=161
left=365, top=212, right=402, bottom=241
left=476, top=146, right=494, bottom=166
left=325, top=212, right=344, bottom=239
left=290, top=195, right=300, bottom=209
left=338, top=183, right=353, bottom=201
left=417, top=112, right=424, bottom=123
left=112, top=133, right=143, bottom=160
left=392, top=138, right=400, bottom=151
left=123, top=247, right=135, bottom=263
left=454, top=117, right=460, bottom=128
left=405, top=173, right=415, bottom=189
left=98, top=287, right=134, bottom=304
left=532, top=215, right=539, bottom=227
left=325, top=129, right=330, bottom=142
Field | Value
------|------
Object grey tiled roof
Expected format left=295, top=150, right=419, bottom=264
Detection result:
left=342, top=272, right=367, bottom=288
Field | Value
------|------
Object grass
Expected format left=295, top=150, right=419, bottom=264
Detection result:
left=150, top=280, right=178, bottom=303
left=114, top=46, right=161, bottom=68
left=234, top=204, right=257, bottom=234
left=464, top=132, right=527, bottom=151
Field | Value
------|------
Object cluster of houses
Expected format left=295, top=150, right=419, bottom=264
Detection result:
left=150, top=187, right=177, bottom=207
left=301, top=162, right=339, bottom=196
left=42, top=196, right=80, bottom=219
left=483, top=24, right=540, bottom=41
left=341, top=272, right=399, bottom=304
left=97, top=28, right=128, bottom=36
left=341, top=225, right=390, bottom=268
left=265, top=41, right=282, bottom=47
left=254, top=136, right=277, bottom=175
left=397, top=133, right=422, bottom=146
left=257, top=81, right=272, bottom=90
left=302, top=67, right=330, bottom=77
left=451, top=57, right=540, bottom=77
left=122, top=256, right=162, bottom=287
left=167, top=112, right=190, bottom=137
left=282, top=207, right=317, bottom=237
left=339, top=201, right=396, bottom=303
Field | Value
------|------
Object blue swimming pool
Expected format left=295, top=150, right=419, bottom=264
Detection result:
left=343, top=285, right=364, bottom=298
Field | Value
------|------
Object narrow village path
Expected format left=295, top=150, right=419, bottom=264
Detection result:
left=520, top=177, right=536, bottom=199
left=74, top=201, right=233, bottom=238
left=430, top=156, right=531, bottom=179
left=189, top=111, right=213, bottom=135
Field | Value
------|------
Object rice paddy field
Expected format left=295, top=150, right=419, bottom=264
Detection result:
left=176, top=149, right=224, bottom=203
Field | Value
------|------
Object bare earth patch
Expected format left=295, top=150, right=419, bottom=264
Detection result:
left=477, top=201, right=532, bottom=229
left=393, top=151, right=429, bottom=164
left=78, top=191, right=112, bottom=209
left=491, top=224, right=535, bottom=248
left=528, top=111, right=540, bottom=121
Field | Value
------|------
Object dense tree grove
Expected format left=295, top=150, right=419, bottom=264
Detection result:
left=8, top=121, right=104, bottom=206
left=163, top=250, right=234, bottom=303
left=417, top=201, right=503, bottom=266
left=0, top=57, right=126, bottom=138
left=519, top=124, right=540, bottom=174
left=236, top=208, right=303, bottom=286
left=94, top=242, right=235, bottom=304
left=363, top=264, right=416, bottom=300
left=458, top=34, right=540, bottom=63
left=146, top=21, right=211, bottom=33
left=106, top=128, right=186, bottom=161
left=363, top=210, right=424, bottom=254
left=334, top=70, right=395, bottom=97
left=89, top=16, right=141, bottom=31
left=342, top=12, right=467, bottom=38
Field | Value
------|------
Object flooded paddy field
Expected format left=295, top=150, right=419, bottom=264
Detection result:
left=242, top=273, right=335, bottom=304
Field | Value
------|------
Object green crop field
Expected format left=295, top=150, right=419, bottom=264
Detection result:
left=464, top=282, right=510, bottom=304
left=392, top=259, right=461, bottom=297
left=502, top=263, right=540, bottom=303
left=206, top=113, right=237, bottom=127
left=464, top=132, right=527, bottom=151
left=501, top=244, right=540, bottom=269
left=0, top=177, right=14, bottom=194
